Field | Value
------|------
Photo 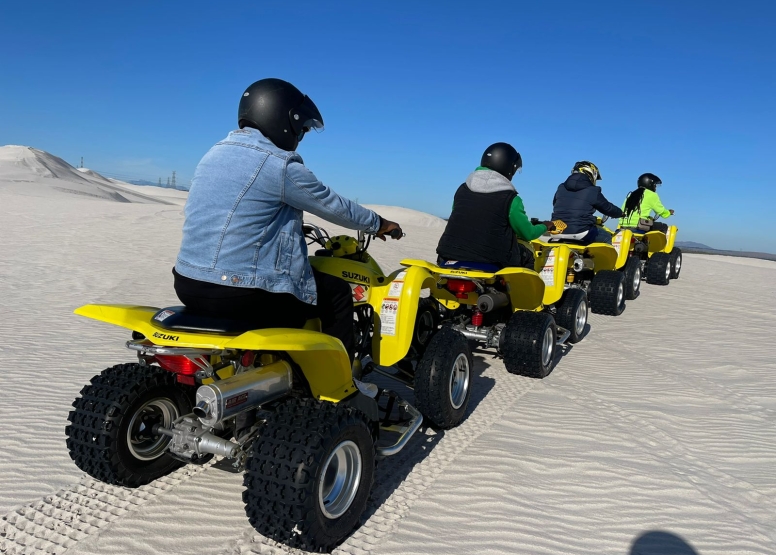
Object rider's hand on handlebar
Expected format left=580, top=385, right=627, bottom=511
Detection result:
left=669, top=209, right=675, bottom=215
left=376, top=217, right=403, bottom=241
left=542, top=220, right=556, bottom=232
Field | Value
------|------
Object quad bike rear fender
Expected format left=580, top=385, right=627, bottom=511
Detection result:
left=75, top=304, right=354, bottom=402
left=645, top=231, right=668, bottom=255
left=583, top=243, right=619, bottom=272
left=401, top=259, right=545, bottom=312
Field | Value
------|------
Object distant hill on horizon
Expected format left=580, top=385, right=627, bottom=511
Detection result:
left=676, top=241, right=713, bottom=250
left=676, top=241, right=776, bottom=262
left=0, top=145, right=179, bottom=205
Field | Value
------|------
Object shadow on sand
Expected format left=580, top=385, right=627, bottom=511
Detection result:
left=629, top=530, right=700, bottom=555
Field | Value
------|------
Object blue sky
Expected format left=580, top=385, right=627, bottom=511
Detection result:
left=1, top=1, right=773, bottom=252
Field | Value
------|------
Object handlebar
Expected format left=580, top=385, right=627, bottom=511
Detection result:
left=389, top=228, right=405, bottom=239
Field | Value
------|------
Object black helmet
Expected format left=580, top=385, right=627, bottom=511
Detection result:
left=480, top=142, right=523, bottom=180
left=238, top=78, right=324, bottom=151
left=637, top=172, right=662, bottom=191
left=572, top=161, right=602, bottom=183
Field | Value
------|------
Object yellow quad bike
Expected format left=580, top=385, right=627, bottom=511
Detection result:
left=611, top=215, right=681, bottom=287
left=399, top=254, right=586, bottom=380
left=529, top=218, right=628, bottom=317
left=65, top=225, right=455, bottom=553
left=593, top=216, right=643, bottom=300
left=305, top=223, right=473, bottom=429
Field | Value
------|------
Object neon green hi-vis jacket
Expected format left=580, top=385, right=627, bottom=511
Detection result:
left=619, top=188, right=671, bottom=227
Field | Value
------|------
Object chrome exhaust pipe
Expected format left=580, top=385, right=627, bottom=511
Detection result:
left=477, top=291, right=510, bottom=313
left=195, top=360, right=292, bottom=427
left=573, top=258, right=595, bottom=272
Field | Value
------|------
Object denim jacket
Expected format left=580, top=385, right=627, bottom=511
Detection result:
left=175, top=128, right=381, bottom=304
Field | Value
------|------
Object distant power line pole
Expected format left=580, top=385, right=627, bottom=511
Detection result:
left=158, top=177, right=162, bottom=186
left=80, top=157, right=83, bottom=168
left=171, top=171, right=176, bottom=189
left=166, top=177, right=170, bottom=187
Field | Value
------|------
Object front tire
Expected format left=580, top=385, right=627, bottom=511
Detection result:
left=623, top=256, right=642, bottom=300
left=646, top=252, right=672, bottom=285
left=589, top=270, right=626, bottom=316
left=553, top=288, right=588, bottom=344
left=414, top=326, right=473, bottom=429
left=243, top=398, right=374, bottom=552
left=669, top=248, right=682, bottom=279
left=65, top=363, right=193, bottom=487
left=500, top=311, right=557, bottom=378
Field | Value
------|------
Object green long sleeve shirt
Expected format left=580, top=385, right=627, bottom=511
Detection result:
left=509, top=196, right=547, bottom=240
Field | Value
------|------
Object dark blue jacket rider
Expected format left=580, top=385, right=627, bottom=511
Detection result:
left=551, top=173, right=623, bottom=235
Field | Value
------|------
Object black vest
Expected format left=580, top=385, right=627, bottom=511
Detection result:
left=436, top=184, right=519, bottom=268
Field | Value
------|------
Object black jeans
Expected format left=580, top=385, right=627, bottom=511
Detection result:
left=173, top=268, right=355, bottom=361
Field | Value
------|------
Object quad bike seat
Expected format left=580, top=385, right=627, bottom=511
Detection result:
left=539, top=231, right=590, bottom=244
left=151, top=306, right=258, bottom=335
left=438, top=260, right=501, bottom=273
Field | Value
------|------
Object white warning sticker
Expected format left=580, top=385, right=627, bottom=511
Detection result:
left=540, top=251, right=555, bottom=286
left=380, top=298, right=400, bottom=336
left=612, top=234, right=623, bottom=255
left=388, top=271, right=406, bottom=297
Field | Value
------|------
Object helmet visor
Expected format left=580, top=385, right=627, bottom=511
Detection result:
left=290, top=95, right=324, bottom=140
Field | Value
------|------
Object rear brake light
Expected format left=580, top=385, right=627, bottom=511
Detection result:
left=446, top=279, right=476, bottom=298
left=155, top=355, right=200, bottom=375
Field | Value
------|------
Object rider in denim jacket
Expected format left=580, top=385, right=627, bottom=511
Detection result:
left=174, top=78, right=401, bottom=365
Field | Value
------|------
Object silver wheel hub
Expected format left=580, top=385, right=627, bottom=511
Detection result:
left=127, top=398, right=179, bottom=461
left=448, top=353, right=470, bottom=410
left=319, top=440, right=362, bottom=520
left=541, top=326, right=554, bottom=367
left=633, top=267, right=641, bottom=292
left=675, top=255, right=682, bottom=274
left=665, top=263, right=671, bottom=280
left=617, top=282, right=624, bottom=307
left=575, top=299, right=587, bottom=335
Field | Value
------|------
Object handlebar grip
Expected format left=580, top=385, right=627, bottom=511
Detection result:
left=389, top=228, right=404, bottom=239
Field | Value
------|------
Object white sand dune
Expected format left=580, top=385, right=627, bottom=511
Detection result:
left=0, top=145, right=181, bottom=205
left=1, top=153, right=775, bottom=555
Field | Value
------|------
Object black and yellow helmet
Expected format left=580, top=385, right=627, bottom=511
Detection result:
left=572, top=161, right=602, bottom=184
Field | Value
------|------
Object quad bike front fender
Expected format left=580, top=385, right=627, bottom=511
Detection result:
left=611, top=229, right=633, bottom=270
left=663, top=225, right=678, bottom=253
left=532, top=243, right=570, bottom=306
left=369, top=265, right=436, bottom=367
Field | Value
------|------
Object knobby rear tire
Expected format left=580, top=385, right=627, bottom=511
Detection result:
left=500, top=311, right=557, bottom=378
left=65, top=363, right=193, bottom=487
left=243, top=398, right=375, bottom=553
